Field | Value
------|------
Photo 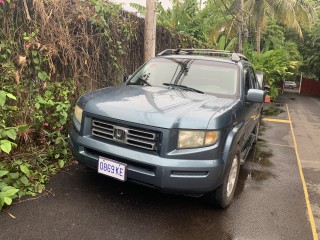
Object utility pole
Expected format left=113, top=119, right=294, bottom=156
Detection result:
left=144, top=0, right=157, bottom=62
left=238, top=0, right=243, bottom=53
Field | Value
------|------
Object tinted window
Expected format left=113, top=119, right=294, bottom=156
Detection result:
left=249, top=68, right=259, bottom=89
left=244, top=66, right=259, bottom=94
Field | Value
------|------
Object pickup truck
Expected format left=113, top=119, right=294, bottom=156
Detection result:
left=69, top=49, right=265, bottom=208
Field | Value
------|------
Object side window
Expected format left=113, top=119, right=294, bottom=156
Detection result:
left=244, top=67, right=259, bottom=94
left=249, top=68, right=259, bottom=89
left=244, top=68, right=250, bottom=94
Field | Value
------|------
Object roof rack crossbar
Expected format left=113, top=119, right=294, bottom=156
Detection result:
left=157, top=49, right=248, bottom=62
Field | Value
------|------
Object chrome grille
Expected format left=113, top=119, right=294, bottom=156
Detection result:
left=92, top=119, right=158, bottom=151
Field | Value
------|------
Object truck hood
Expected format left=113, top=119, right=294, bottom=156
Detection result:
left=82, top=86, right=235, bottom=129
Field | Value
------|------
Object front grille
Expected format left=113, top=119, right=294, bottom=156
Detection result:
left=92, top=119, right=159, bottom=151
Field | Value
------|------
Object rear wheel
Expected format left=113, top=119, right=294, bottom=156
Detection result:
left=209, top=147, right=240, bottom=208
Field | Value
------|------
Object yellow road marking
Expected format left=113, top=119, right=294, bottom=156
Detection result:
left=262, top=118, right=291, bottom=124
left=286, top=104, right=319, bottom=240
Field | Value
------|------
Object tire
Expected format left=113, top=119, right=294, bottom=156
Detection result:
left=209, top=147, right=241, bottom=208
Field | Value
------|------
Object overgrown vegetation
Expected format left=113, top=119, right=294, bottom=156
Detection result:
left=298, top=14, right=320, bottom=79
left=246, top=40, right=302, bottom=100
left=0, top=0, right=204, bottom=210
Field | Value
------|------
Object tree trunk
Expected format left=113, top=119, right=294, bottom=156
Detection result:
left=238, top=0, right=243, bottom=53
left=144, top=0, right=157, bottom=62
left=256, top=24, right=261, bottom=53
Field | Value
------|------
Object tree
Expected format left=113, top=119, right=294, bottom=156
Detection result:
left=243, top=0, right=316, bottom=53
left=261, top=21, right=285, bottom=52
left=144, top=0, right=157, bottom=61
left=131, top=0, right=236, bottom=45
left=299, top=20, right=320, bottom=79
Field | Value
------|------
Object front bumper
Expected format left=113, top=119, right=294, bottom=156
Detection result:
left=69, top=127, right=225, bottom=195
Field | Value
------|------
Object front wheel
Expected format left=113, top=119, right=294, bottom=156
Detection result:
left=209, top=147, right=241, bottom=208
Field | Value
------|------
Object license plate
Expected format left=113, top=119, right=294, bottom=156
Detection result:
left=98, top=156, right=127, bottom=181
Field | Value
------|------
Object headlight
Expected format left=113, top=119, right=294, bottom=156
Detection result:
left=177, top=130, right=220, bottom=149
left=74, top=105, right=83, bottom=124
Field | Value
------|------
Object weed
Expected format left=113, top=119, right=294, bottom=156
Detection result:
left=263, top=105, right=284, bottom=116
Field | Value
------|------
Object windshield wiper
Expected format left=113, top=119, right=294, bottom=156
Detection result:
left=163, top=83, right=204, bottom=94
left=128, top=77, right=152, bottom=86
left=138, top=77, right=152, bottom=86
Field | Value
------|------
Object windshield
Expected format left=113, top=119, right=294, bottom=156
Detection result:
left=128, top=58, right=239, bottom=96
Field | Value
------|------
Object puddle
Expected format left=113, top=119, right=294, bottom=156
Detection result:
left=246, top=169, right=275, bottom=181
left=259, top=126, right=266, bottom=133
left=236, top=141, right=276, bottom=197
left=256, top=151, right=273, bottom=167
left=257, top=138, right=266, bottom=144
left=234, top=105, right=283, bottom=201
left=245, top=146, right=274, bottom=176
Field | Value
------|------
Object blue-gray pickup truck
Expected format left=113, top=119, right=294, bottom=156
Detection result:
left=69, top=49, right=265, bottom=208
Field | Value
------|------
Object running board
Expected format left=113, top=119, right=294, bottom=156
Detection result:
left=240, top=133, right=255, bottom=164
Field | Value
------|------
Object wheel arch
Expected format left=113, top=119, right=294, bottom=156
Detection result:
left=221, top=121, right=244, bottom=170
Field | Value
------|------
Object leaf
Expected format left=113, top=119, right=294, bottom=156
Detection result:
left=0, top=182, right=7, bottom=189
left=20, top=165, right=30, bottom=177
left=9, top=172, right=19, bottom=179
left=0, top=91, right=6, bottom=107
left=20, top=176, right=29, bottom=186
left=58, top=160, right=65, bottom=168
left=0, top=170, right=9, bottom=177
left=32, top=50, right=38, bottom=56
left=5, top=129, right=17, bottom=140
left=1, top=186, right=13, bottom=192
left=38, top=71, right=48, bottom=81
left=0, top=91, right=16, bottom=107
left=0, top=188, right=19, bottom=197
left=33, top=58, right=40, bottom=64
left=37, top=96, right=46, bottom=104
left=0, top=140, right=12, bottom=154
left=3, top=196, right=12, bottom=205
left=62, top=149, right=67, bottom=156
left=129, top=3, right=146, bottom=16
left=0, top=198, right=4, bottom=209
left=5, top=93, right=16, bottom=100
left=95, top=5, right=101, bottom=12
left=18, top=125, right=28, bottom=132
left=35, top=102, right=40, bottom=109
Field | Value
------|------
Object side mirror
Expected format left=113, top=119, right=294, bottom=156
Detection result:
left=246, top=89, right=266, bottom=103
left=123, top=75, right=131, bottom=82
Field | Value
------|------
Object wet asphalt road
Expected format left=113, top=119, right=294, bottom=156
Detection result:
left=0, top=92, right=317, bottom=240
left=283, top=91, right=320, bottom=237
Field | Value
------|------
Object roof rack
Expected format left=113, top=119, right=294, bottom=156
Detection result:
left=157, top=49, right=248, bottom=62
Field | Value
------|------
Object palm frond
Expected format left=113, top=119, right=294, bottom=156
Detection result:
left=129, top=3, right=146, bottom=16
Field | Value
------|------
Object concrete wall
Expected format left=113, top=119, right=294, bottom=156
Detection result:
left=300, top=78, right=320, bottom=95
